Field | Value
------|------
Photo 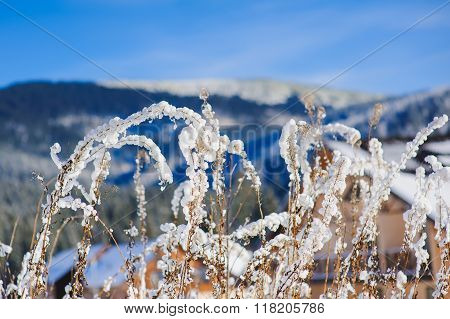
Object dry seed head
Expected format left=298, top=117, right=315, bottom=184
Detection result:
left=199, top=87, right=209, bottom=103
left=317, top=105, right=326, bottom=124
left=369, top=103, right=383, bottom=127
left=301, top=94, right=315, bottom=116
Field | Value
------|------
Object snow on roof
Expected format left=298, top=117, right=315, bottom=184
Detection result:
left=48, top=242, right=154, bottom=289
left=48, top=240, right=252, bottom=289
left=326, top=140, right=419, bottom=170
left=326, top=140, right=450, bottom=221
left=391, top=172, right=450, bottom=222
left=325, top=140, right=368, bottom=160
left=389, top=172, right=417, bottom=205
left=438, top=155, right=450, bottom=166
left=47, top=244, right=105, bottom=286
left=381, top=141, right=420, bottom=170
left=423, top=140, right=450, bottom=155
left=228, top=242, right=252, bottom=277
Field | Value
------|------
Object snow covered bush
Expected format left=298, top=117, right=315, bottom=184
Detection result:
left=1, top=95, right=449, bottom=299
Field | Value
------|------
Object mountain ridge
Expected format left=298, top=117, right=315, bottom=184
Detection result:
left=99, top=78, right=385, bottom=108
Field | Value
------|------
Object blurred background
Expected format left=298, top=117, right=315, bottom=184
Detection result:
left=0, top=0, right=449, bottom=281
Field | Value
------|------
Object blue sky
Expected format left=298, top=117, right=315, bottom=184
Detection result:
left=0, top=0, right=449, bottom=94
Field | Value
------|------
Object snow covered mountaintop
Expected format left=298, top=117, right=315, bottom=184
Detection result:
left=99, top=78, right=384, bottom=108
left=374, top=86, right=450, bottom=137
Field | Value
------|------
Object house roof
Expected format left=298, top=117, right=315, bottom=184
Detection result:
left=423, top=140, right=450, bottom=166
left=48, top=242, right=154, bottom=289
left=423, top=140, right=450, bottom=154
left=326, top=139, right=450, bottom=222
left=390, top=172, right=450, bottom=222
left=48, top=240, right=252, bottom=289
